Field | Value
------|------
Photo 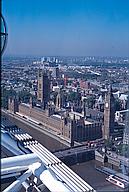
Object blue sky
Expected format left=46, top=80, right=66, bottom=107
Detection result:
left=2, top=0, right=129, bottom=56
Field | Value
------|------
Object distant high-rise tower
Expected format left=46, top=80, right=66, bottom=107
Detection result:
left=37, top=69, right=50, bottom=108
left=103, top=86, right=115, bottom=140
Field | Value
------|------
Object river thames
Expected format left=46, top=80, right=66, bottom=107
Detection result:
left=2, top=113, right=125, bottom=191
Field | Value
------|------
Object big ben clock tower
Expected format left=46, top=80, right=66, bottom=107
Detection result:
left=103, top=85, right=115, bottom=140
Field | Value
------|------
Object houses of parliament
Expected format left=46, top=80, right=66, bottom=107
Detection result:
left=8, top=68, right=120, bottom=145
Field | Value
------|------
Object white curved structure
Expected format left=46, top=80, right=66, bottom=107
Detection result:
left=1, top=153, right=40, bottom=175
left=3, top=169, right=32, bottom=192
left=1, top=130, right=30, bottom=155
left=1, top=128, right=95, bottom=192
left=3, top=162, right=71, bottom=192
left=30, top=162, right=71, bottom=192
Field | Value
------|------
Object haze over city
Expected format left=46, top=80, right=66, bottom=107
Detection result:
left=3, top=0, right=129, bottom=57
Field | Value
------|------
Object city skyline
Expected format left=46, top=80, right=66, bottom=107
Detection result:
left=2, top=0, right=129, bottom=57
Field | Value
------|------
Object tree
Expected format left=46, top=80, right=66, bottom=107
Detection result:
left=18, top=90, right=31, bottom=103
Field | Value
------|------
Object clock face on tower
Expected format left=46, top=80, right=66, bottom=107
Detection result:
left=105, top=102, right=109, bottom=108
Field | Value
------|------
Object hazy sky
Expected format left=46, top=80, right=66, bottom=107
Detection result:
left=2, top=0, right=129, bottom=57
